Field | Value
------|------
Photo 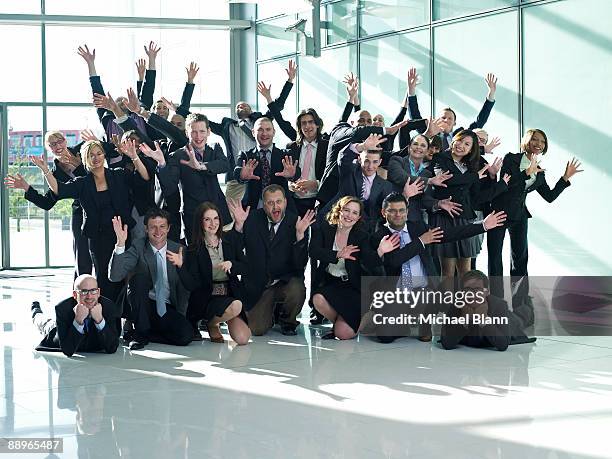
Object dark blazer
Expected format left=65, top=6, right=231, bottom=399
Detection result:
left=317, top=123, right=385, bottom=206
left=429, top=150, right=507, bottom=220
left=182, top=230, right=248, bottom=309
left=236, top=209, right=309, bottom=310
left=209, top=81, right=293, bottom=182
left=408, top=94, right=495, bottom=150
left=35, top=296, right=120, bottom=357
left=371, top=221, right=485, bottom=278
left=285, top=135, right=329, bottom=183
left=146, top=112, right=189, bottom=152
left=157, top=142, right=231, bottom=223
left=234, top=145, right=300, bottom=211
left=108, top=237, right=194, bottom=315
left=309, top=220, right=383, bottom=292
left=491, top=152, right=570, bottom=221
left=56, top=168, right=138, bottom=238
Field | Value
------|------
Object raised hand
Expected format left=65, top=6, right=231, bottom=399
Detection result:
left=438, top=197, right=462, bottom=218
left=166, top=246, right=184, bottom=268
left=186, top=61, right=199, bottom=84
left=93, top=92, right=121, bottom=115
left=403, top=177, right=425, bottom=198
left=295, top=209, right=316, bottom=241
left=563, top=157, right=583, bottom=181
left=424, top=117, right=445, bottom=137
left=377, top=233, right=401, bottom=256
left=407, top=67, right=419, bottom=95
left=484, top=136, right=501, bottom=154
left=385, top=119, right=409, bottom=135
left=239, top=158, right=260, bottom=181
left=89, top=302, right=104, bottom=324
left=228, top=198, right=250, bottom=226
left=80, top=129, right=99, bottom=142
left=359, top=133, right=386, bottom=152
left=487, top=157, right=503, bottom=177
left=4, top=173, right=30, bottom=191
left=180, top=144, right=204, bottom=171
left=294, top=178, right=318, bottom=193
left=120, top=139, right=138, bottom=160
left=59, top=149, right=81, bottom=168
left=125, top=87, right=141, bottom=113
left=144, top=41, right=161, bottom=62
left=30, top=155, right=49, bottom=173
left=285, top=59, right=297, bottom=82
left=257, top=81, right=272, bottom=104
left=111, top=216, right=128, bottom=246
left=139, top=141, right=165, bottom=166
left=419, top=227, right=444, bottom=245
left=73, top=303, right=90, bottom=326
left=477, top=164, right=490, bottom=180
left=502, top=173, right=511, bottom=185
left=483, top=210, right=507, bottom=231
left=136, top=58, right=146, bottom=81
left=160, top=96, right=178, bottom=112
left=77, top=44, right=96, bottom=65
left=429, top=170, right=453, bottom=187
left=337, top=244, right=360, bottom=261
left=485, top=73, right=498, bottom=100
left=343, top=72, right=358, bottom=102
left=275, top=155, right=297, bottom=178
left=526, top=155, right=544, bottom=176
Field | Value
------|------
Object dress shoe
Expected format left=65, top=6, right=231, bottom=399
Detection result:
left=192, top=327, right=204, bottom=341
left=31, top=301, right=43, bottom=318
left=321, top=331, right=336, bottom=340
left=280, top=325, right=298, bottom=336
left=128, top=340, right=146, bottom=351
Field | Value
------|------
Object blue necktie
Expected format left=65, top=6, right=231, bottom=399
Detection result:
left=155, top=251, right=167, bottom=317
left=396, top=231, right=413, bottom=291
left=84, top=317, right=91, bottom=332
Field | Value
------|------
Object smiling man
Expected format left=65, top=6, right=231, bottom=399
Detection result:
left=32, top=274, right=120, bottom=357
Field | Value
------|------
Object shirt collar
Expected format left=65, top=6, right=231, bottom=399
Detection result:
left=150, top=242, right=168, bottom=255
left=385, top=222, right=408, bottom=234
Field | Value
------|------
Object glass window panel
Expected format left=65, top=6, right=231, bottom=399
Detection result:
left=7, top=107, right=45, bottom=267
left=0, top=26, right=41, bottom=102
left=433, top=0, right=518, bottom=21
left=299, top=45, right=357, bottom=133
left=45, top=26, right=229, bottom=104
left=360, top=30, right=430, bottom=147
left=257, top=60, right=298, bottom=148
left=523, top=0, right=612, bottom=275
left=257, top=16, right=297, bottom=61
left=0, top=1, right=40, bottom=13
left=324, top=0, right=358, bottom=45
left=45, top=0, right=228, bottom=19
left=360, top=0, right=429, bottom=37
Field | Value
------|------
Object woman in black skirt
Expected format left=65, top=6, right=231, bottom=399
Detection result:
left=428, top=129, right=508, bottom=281
left=310, top=196, right=399, bottom=340
left=184, top=202, right=251, bottom=345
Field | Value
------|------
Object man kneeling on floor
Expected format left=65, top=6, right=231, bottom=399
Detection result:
left=109, top=209, right=193, bottom=350
left=32, top=274, right=120, bottom=357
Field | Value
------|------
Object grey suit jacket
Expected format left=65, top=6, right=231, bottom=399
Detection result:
left=108, top=237, right=192, bottom=315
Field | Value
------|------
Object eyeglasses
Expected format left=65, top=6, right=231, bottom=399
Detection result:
left=48, top=139, right=65, bottom=148
left=75, top=288, right=99, bottom=295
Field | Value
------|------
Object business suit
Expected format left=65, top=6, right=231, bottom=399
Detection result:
left=487, top=152, right=570, bottom=302
left=24, top=155, right=92, bottom=277
left=56, top=168, right=139, bottom=302
left=157, top=142, right=231, bottom=243
left=209, top=81, right=293, bottom=183
left=183, top=230, right=248, bottom=325
left=407, top=94, right=495, bottom=151
left=234, top=145, right=300, bottom=212
left=108, top=237, right=194, bottom=345
left=236, top=209, right=308, bottom=335
left=310, top=220, right=383, bottom=332
left=320, top=143, right=393, bottom=232
left=35, top=296, right=120, bottom=357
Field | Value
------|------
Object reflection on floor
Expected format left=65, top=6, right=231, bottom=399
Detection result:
left=1, top=269, right=612, bottom=458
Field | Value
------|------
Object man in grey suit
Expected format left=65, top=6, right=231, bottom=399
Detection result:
left=109, top=209, right=193, bottom=350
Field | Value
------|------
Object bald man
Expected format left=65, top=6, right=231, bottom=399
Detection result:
left=32, top=274, right=120, bottom=356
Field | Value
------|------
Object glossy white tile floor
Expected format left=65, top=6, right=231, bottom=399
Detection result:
left=2, top=269, right=612, bottom=458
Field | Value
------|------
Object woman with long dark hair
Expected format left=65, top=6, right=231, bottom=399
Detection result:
left=184, top=202, right=251, bottom=345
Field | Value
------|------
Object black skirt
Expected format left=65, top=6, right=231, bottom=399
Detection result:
left=315, top=274, right=362, bottom=333
left=429, top=212, right=483, bottom=258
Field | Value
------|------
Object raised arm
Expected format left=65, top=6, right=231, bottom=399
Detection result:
left=140, top=41, right=161, bottom=110
left=175, top=62, right=199, bottom=117
left=258, top=81, right=297, bottom=141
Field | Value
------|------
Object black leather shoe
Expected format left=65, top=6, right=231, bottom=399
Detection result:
left=128, top=340, right=146, bottom=351
left=321, top=331, right=336, bottom=340
left=280, top=325, right=298, bottom=336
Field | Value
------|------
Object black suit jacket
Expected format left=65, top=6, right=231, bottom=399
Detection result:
left=491, top=152, right=570, bottom=221
left=157, top=142, right=231, bottom=223
left=36, top=296, right=120, bottom=356
left=183, top=230, right=248, bottom=309
left=209, top=81, right=293, bottom=182
left=234, top=145, right=300, bottom=211
left=285, top=135, right=329, bottom=182
left=309, top=220, right=383, bottom=292
left=236, top=209, right=308, bottom=310
left=56, top=168, right=138, bottom=238
left=371, top=221, right=485, bottom=278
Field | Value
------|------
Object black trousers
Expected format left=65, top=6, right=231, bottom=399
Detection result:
left=487, top=218, right=530, bottom=308
left=88, top=229, right=126, bottom=303
left=72, top=210, right=93, bottom=279
left=127, top=273, right=192, bottom=346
